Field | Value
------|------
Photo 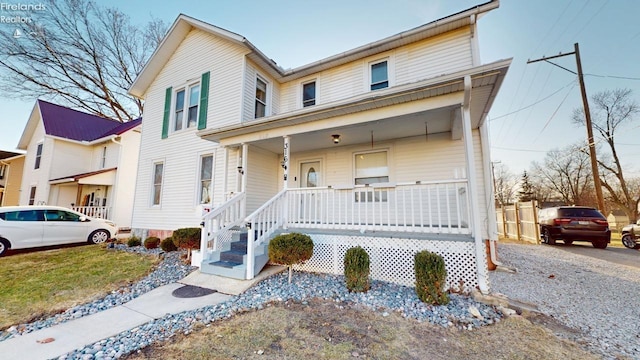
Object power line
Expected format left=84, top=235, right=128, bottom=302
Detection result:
left=584, top=73, right=640, bottom=81
left=489, top=79, right=576, bottom=122
left=533, top=81, right=578, bottom=144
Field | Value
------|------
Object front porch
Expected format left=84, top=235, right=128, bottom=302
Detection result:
left=196, top=66, right=508, bottom=293
left=49, top=168, right=116, bottom=220
left=197, top=178, right=485, bottom=292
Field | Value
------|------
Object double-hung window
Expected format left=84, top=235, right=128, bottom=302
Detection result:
left=302, top=81, right=316, bottom=107
left=370, top=60, right=389, bottom=90
left=152, top=162, right=164, bottom=206
left=355, top=150, right=389, bottom=202
left=255, top=77, right=267, bottom=118
left=34, top=143, right=43, bottom=169
left=199, top=155, right=213, bottom=204
left=174, top=84, right=200, bottom=131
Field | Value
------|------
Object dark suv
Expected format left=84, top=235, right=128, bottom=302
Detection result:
left=538, top=206, right=610, bottom=249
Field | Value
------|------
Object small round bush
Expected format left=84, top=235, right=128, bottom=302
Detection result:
left=160, top=236, right=177, bottom=252
left=172, top=227, right=201, bottom=260
left=344, top=246, right=370, bottom=292
left=144, top=236, right=160, bottom=249
left=414, top=250, right=449, bottom=305
left=126, top=235, right=141, bottom=247
left=268, top=233, right=314, bottom=284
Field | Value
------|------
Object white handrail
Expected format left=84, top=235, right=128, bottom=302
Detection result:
left=244, top=189, right=288, bottom=279
left=200, top=192, right=246, bottom=255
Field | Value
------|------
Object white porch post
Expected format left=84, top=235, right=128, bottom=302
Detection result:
left=282, top=136, right=290, bottom=229
left=461, top=75, right=489, bottom=294
left=480, top=122, right=498, bottom=241
left=241, top=143, right=248, bottom=217
left=222, top=147, right=228, bottom=200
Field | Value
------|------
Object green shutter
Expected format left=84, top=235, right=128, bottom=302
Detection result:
left=162, top=87, right=172, bottom=139
left=198, top=71, right=210, bottom=130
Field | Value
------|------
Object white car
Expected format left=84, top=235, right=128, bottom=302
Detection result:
left=0, top=205, right=117, bottom=256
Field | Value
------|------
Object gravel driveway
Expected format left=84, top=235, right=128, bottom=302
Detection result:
left=489, top=243, right=640, bottom=360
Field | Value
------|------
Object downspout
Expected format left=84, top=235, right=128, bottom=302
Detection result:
left=480, top=121, right=516, bottom=273
left=462, top=75, right=489, bottom=294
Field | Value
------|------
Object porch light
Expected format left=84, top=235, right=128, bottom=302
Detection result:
left=332, top=134, right=341, bottom=144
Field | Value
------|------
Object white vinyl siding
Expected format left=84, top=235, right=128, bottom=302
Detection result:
left=132, top=28, right=246, bottom=230
left=395, top=28, right=472, bottom=85
left=245, top=146, right=279, bottom=214
left=278, top=28, right=472, bottom=113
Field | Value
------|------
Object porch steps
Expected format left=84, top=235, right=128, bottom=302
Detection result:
left=200, top=230, right=270, bottom=279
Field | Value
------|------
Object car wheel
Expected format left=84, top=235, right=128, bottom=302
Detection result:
left=592, top=240, right=608, bottom=249
left=89, top=229, right=110, bottom=244
left=563, top=240, right=573, bottom=245
left=0, top=239, right=9, bottom=256
left=542, top=229, right=556, bottom=245
left=621, top=234, right=637, bottom=249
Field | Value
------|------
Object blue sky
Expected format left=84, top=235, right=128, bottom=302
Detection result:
left=1, top=0, right=638, bottom=176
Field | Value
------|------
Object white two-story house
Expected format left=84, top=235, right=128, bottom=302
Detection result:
left=129, top=0, right=511, bottom=293
left=17, top=100, right=141, bottom=229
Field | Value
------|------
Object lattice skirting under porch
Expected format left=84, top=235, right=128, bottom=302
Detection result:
left=293, top=235, right=489, bottom=293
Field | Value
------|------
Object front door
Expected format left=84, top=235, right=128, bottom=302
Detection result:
left=299, top=161, right=321, bottom=223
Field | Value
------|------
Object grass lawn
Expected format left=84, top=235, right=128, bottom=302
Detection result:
left=0, top=245, right=159, bottom=330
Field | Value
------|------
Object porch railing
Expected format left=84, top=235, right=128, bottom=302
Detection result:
left=245, top=189, right=288, bottom=278
left=201, top=180, right=471, bottom=278
left=72, top=206, right=111, bottom=220
left=200, top=192, right=246, bottom=254
left=286, top=180, right=471, bottom=234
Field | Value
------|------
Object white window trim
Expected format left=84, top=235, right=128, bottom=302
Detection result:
left=172, top=81, right=200, bottom=133
left=353, top=148, right=391, bottom=184
left=195, top=152, right=214, bottom=206
left=150, top=160, right=165, bottom=207
left=365, top=56, right=395, bottom=92
left=254, top=74, right=270, bottom=118
left=300, top=78, right=318, bottom=108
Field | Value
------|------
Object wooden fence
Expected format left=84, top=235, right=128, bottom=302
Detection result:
left=496, top=200, right=540, bottom=243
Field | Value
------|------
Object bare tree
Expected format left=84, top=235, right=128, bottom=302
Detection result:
left=572, top=88, right=640, bottom=221
left=493, top=163, right=517, bottom=206
left=531, top=143, right=594, bottom=206
left=0, top=0, right=168, bottom=121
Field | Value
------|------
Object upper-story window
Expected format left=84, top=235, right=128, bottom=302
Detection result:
left=302, top=81, right=316, bottom=107
left=101, top=146, right=107, bottom=169
left=370, top=60, right=389, bottom=91
left=255, top=77, right=267, bottom=118
left=174, top=83, right=200, bottom=131
left=34, top=143, right=43, bottom=169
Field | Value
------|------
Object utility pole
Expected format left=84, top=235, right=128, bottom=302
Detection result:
left=527, top=43, right=605, bottom=211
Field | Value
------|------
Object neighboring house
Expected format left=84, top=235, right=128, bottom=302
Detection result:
left=607, top=209, right=629, bottom=232
left=0, top=150, right=24, bottom=206
left=16, top=100, right=141, bottom=229
left=128, top=0, right=511, bottom=293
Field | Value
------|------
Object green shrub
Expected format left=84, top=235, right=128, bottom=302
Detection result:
left=126, top=235, right=141, bottom=247
left=160, top=236, right=177, bottom=252
left=172, top=228, right=201, bottom=261
left=414, top=250, right=450, bottom=305
left=143, top=237, right=160, bottom=250
left=268, top=233, right=314, bottom=284
left=344, top=246, right=370, bottom=292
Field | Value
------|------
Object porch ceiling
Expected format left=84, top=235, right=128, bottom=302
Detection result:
left=199, top=59, right=511, bottom=153
left=249, top=106, right=457, bottom=154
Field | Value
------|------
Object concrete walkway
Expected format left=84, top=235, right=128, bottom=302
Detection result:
left=0, top=266, right=284, bottom=360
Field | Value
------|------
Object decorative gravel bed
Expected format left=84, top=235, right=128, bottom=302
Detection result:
left=489, top=243, right=640, bottom=360
left=0, top=245, right=196, bottom=342
left=61, top=270, right=502, bottom=360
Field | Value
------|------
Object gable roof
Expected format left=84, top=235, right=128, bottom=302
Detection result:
left=17, top=101, right=141, bottom=149
left=129, top=0, right=499, bottom=98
